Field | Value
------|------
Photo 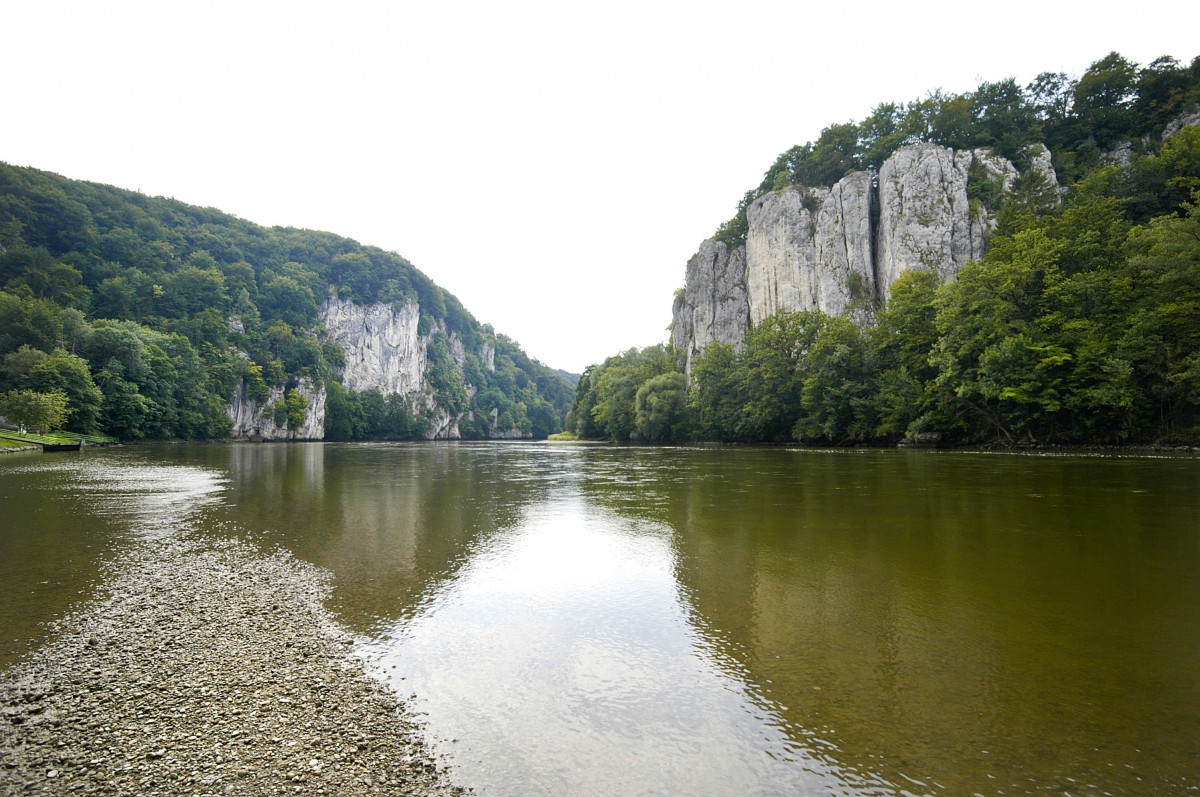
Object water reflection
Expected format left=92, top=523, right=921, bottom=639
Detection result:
left=365, top=487, right=884, bottom=796
left=197, top=442, right=562, bottom=630
left=0, top=450, right=226, bottom=667
left=582, top=447, right=1200, bottom=795
left=5, top=444, right=1198, bottom=795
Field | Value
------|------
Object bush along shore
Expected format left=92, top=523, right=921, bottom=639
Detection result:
left=0, top=535, right=462, bottom=796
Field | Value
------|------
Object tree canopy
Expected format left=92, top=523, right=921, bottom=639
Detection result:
left=0, top=161, right=573, bottom=440
left=714, top=51, right=1200, bottom=246
left=572, top=52, right=1200, bottom=447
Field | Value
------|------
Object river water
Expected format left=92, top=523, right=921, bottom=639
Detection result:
left=2, top=443, right=1198, bottom=795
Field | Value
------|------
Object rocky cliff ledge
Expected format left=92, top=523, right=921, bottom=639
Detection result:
left=227, top=376, right=327, bottom=441
left=671, top=240, right=750, bottom=377
left=320, top=297, right=427, bottom=396
left=224, top=296, right=527, bottom=441
left=671, top=142, right=1057, bottom=371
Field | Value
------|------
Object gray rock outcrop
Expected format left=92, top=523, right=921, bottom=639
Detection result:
left=1163, top=108, right=1200, bottom=139
left=227, top=376, right=326, bottom=440
left=875, top=144, right=1018, bottom=296
left=672, top=142, right=1051, bottom=366
left=745, top=171, right=875, bottom=327
left=1026, top=143, right=1057, bottom=186
left=670, top=239, right=749, bottom=376
left=319, top=297, right=427, bottom=397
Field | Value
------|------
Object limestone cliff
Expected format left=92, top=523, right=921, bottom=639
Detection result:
left=227, top=376, right=327, bottom=441
left=672, top=142, right=1057, bottom=363
left=317, top=297, right=472, bottom=440
left=320, top=297, right=427, bottom=397
left=875, top=144, right=1018, bottom=295
left=225, top=297, right=524, bottom=441
left=670, top=240, right=749, bottom=376
left=745, top=171, right=875, bottom=327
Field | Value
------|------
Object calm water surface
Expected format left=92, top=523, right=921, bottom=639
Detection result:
left=2, top=443, right=1198, bottom=795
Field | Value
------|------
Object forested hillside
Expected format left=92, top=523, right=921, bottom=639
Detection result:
left=568, top=52, right=1200, bottom=446
left=0, top=166, right=572, bottom=440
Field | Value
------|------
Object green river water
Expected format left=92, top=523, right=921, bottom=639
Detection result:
left=1, top=442, right=1198, bottom=795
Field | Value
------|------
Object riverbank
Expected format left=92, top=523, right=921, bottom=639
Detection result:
left=0, top=535, right=462, bottom=796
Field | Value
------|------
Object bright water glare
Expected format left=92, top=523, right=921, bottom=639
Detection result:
left=4, top=443, right=1199, bottom=796
left=362, top=488, right=887, bottom=796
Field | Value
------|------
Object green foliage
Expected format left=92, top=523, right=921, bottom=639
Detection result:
left=283, top=389, right=308, bottom=430
left=565, top=346, right=676, bottom=441
left=734, top=312, right=829, bottom=441
left=323, top=381, right=427, bottom=441
left=711, top=50, right=1200, bottom=235
left=0, top=159, right=573, bottom=441
left=688, top=343, right=741, bottom=440
left=425, top=335, right=468, bottom=417
left=95, top=359, right=150, bottom=439
left=796, top=317, right=877, bottom=443
left=1, top=344, right=47, bottom=391
left=635, top=372, right=688, bottom=442
left=22, top=350, right=102, bottom=433
left=0, top=388, right=68, bottom=434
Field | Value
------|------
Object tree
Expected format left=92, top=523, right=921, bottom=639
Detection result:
left=971, top=78, right=1038, bottom=163
left=869, top=270, right=941, bottom=439
left=1118, top=195, right=1200, bottom=437
left=796, top=317, right=876, bottom=443
left=284, top=388, right=308, bottom=431
left=1133, top=56, right=1192, bottom=135
left=689, top=343, right=743, bottom=440
left=22, top=350, right=103, bottom=433
left=736, top=312, right=829, bottom=441
left=259, top=275, right=317, bottom=328
left=1072, top=52, right=1139, bottom=149
left=1, top=344, right=47, bottom=391
left=0, top=388, right=68, bottom=434
left=96, top=359, right=149, bottom=439
left=588, top=346, right=675, bottom=441
left=634, top=372, right=688, bottom=441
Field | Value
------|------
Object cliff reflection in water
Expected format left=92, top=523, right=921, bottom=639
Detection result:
left=365, top=476, right=872, bottom=796
left=146, top=442, right=1200, bottom=795
left=208, top=442, right=552, bottom=631
left=581, top=447, right=1200, bottom=795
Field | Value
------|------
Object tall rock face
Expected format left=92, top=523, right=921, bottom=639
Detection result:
left=671, top=142, right=1056, bottom=364
left=875, top=144, right=1018, bottom=296
left=670, top=239, right=749, bottom=376
left=317, top=296, right=471, bottom=440
left=227, top=376, right=327, bottom=441
left=745, top=172, right=874, bottom=326
left=226, top=296, right=523, bottom=441
left=319, top=297, right=427, bottom=396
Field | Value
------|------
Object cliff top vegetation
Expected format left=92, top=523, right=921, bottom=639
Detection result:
left=714, top=52, right=1200, bottom=246
left=571, top=51, right=1200, bottom=447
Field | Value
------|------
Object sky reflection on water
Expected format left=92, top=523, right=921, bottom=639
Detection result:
left=5, top=443, right=1198, bottom=795
left=362, top=486, right=890, bottom=797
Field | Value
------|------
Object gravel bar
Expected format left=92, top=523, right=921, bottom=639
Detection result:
left=0, top=536, right=464, bottom=796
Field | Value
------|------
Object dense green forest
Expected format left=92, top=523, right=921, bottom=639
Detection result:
left=0, top=165, right=572, bottom=440
left=569, top=52, right=1200, bottom=446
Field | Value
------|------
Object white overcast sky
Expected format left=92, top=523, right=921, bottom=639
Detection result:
left=3, top=1, right=1197, bottom=372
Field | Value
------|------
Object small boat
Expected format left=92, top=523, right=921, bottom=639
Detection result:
left=42, top=442, right=83, bottom=452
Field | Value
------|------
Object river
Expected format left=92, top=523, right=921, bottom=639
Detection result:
left=2, top=443, right=1198, bottom=795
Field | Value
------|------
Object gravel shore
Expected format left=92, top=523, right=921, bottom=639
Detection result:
left=0, top=535, right=463, bottom=796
